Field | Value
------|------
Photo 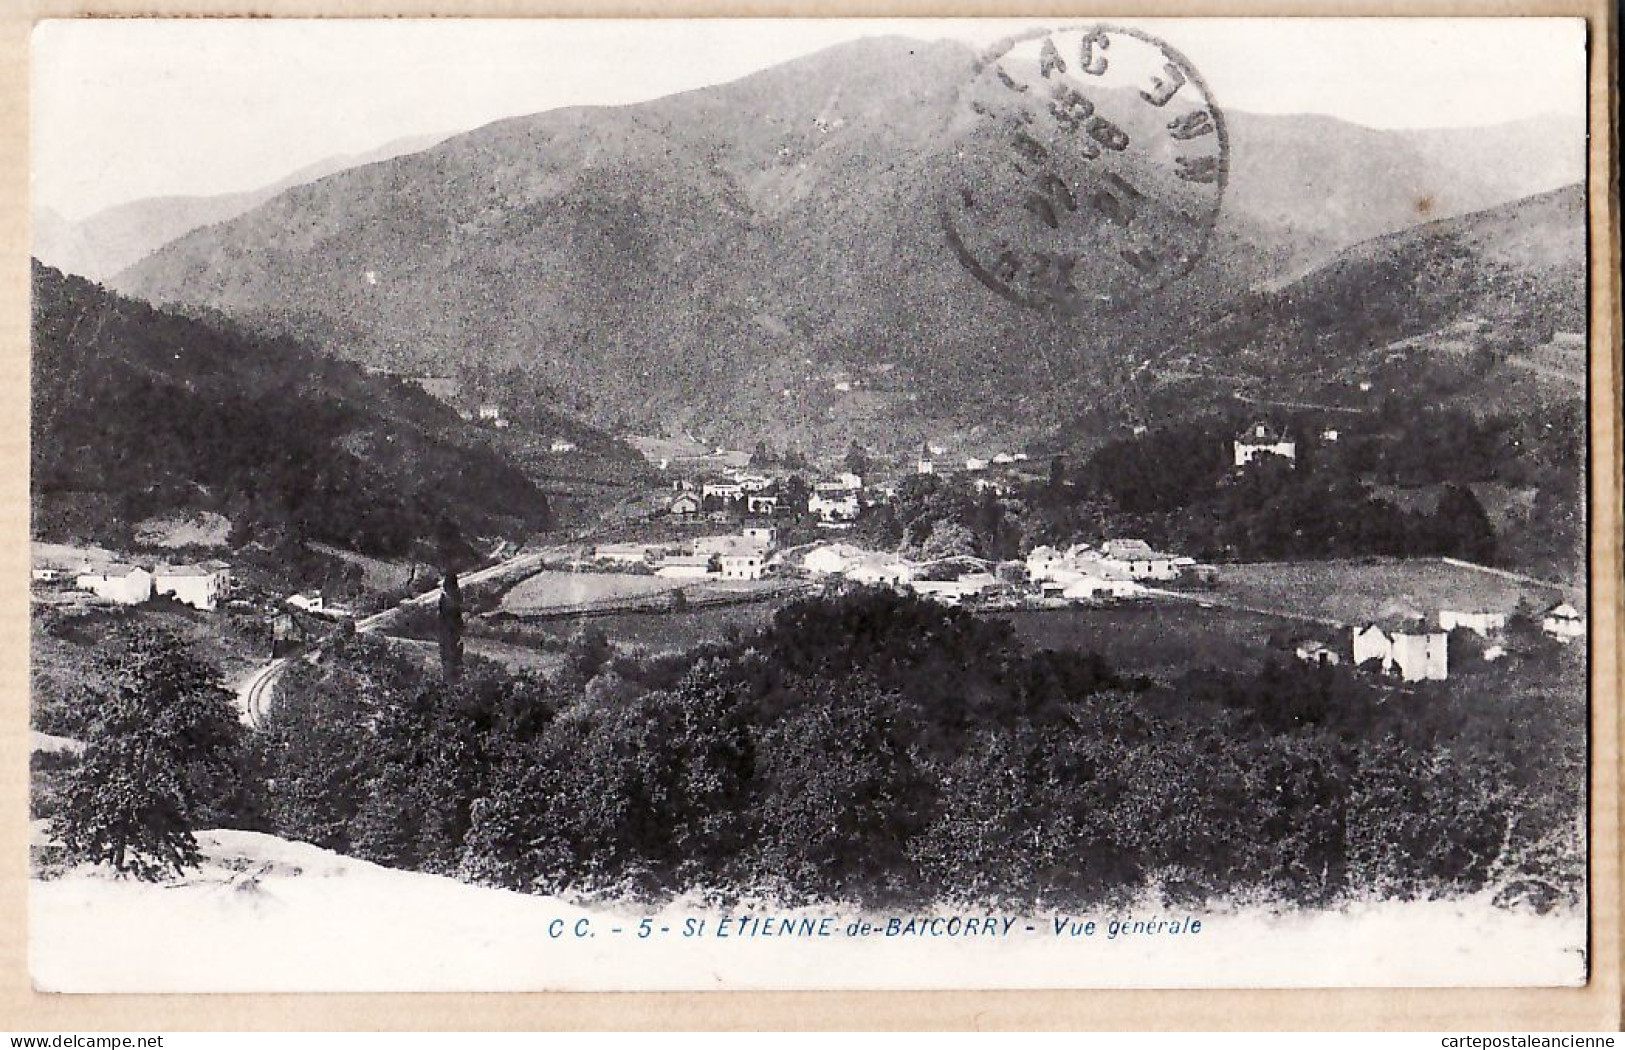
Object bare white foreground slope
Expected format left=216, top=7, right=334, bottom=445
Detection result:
left=30, top=827, right=1586, bottom=992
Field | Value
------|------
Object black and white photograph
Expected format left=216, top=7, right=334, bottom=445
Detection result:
left=23, top=16, right=1600, bottom=993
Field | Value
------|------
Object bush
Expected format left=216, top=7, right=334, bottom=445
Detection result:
left=49, top=628, right=247, bottom=880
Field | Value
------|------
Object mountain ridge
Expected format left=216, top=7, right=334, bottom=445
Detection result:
left=111, top=35, right=1587, bottom=451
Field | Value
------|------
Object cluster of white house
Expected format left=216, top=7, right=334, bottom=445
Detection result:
left=671, top=470, right=873, bottom=525
left=36, top=561, right=234, bottom=611
left=1301, top=601, right=1588, bottom=683
left=915, top=448, right=1030, bottom=476
left=795, top=536, right=1195, bottom=608
left=799, top=544, right=996, bottom=605
left=1230, top=420, right=1352, bottom=467
left=1026, top=540, right=1196, bottom=598
left=592, top=524, right=780, bottom=582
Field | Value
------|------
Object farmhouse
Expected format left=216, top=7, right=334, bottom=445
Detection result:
left=1541, top=602, right=1585, bottom=643
left=550, top=439, right=578, bottom=453
left=286, top=592, right=354, bottom=619
left=153, top=561, right=232, bottom=611
left=1294, top=640, right=1342, bottom=666
left=1233, top=421, right=1297, bottom=467
left=1047, top=573, right=1143, bottom=602
left=669, top=492, right=702, bottom=518
left=693, top=535, right=767, bottom=557
left=1098, top=539, right=1191, bottom=581
left=909, top=573, right=996, bottom=606
left=747, top=493, right=779, bottom=515
left=702, top=480, right=745, bottom=501
left=965, top=457, right=990, bottom=471
left=802, top=543, right=867, bottom=576
left=809, top=490, right=861, bottom=522
left=733, top=473, right=774, bottom=493
left=1026, top=546, right=1065, bottom=579
left=742, top=521, right=777, bottom=547
left=1351, top=623, right=1448, bottom=682
left=720, top=552, right=765, bottom=580
left=655, top=555, right=716, bottom=580
left=992, top=452, right=1015, bottom=465
left=1439, top=609, right=1506, bottom=638
left=477, top=404, right=503, bottom=423
left=846, top=556, right=916, bottom=587
left=916, top=444, right=935, bottom=475
left=814, top=475, right=862, bottom=495
left=75, top=564, right=153, bottom=605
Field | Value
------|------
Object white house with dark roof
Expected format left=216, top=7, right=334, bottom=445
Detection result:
left=1352, top=622, right=1448, bottom=682
left=75, top=564, right=153, bottom=605
left=1541, top=602, right=1585, bottom=643
left=809, top=490, right=860, bottom=522
left=1233, top=421, right=1297, bottom=467
left=154, top=561, right=232, bottom=611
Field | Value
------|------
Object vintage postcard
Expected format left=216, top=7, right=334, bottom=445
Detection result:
left=19, top=14, right=1609, bottom=999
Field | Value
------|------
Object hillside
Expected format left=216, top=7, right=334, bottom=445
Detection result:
left=1171, top=183, right=1586, bottom=406
left=31, top=261, right=557, bottom=557
left=112, top=37, right=1585, bottom=452
left=33, top=132, right=450, bottom=285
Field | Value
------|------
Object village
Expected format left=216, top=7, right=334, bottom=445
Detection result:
left=30, top=414, right=1587, bottom=694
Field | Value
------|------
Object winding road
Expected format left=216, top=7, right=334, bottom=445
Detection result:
left=232, top=546, right=572, bottom=726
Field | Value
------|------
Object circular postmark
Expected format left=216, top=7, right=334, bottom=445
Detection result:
left=942, top=25, right=1229, bottom=313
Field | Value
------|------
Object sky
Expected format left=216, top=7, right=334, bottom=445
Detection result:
left=31, top=17, right=1588, bottom=221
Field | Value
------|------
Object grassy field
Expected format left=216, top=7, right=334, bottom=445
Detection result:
left=1208, top=557, right=1571, bottom=626
left=995, top=604, right=1295, bottom=679
left=480, top=602, right=781, bottom=654
left=500, top=571, right=682, bottom=613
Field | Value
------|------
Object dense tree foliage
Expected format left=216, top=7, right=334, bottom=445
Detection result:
left=31, top=263, right=551, bottom=556
left=49, top=628, right=253, bottom=880
left=1052, top=405, right=1577, bottom=567
left=251, top=590, right=1582, bottom=911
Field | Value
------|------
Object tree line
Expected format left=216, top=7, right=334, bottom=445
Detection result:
left=40, top=591, right=1582, bottom=913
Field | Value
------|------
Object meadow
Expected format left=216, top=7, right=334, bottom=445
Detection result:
left=1206, top=557, right=1572, bottom=625
left=995, top=602, right=1295, bottom=678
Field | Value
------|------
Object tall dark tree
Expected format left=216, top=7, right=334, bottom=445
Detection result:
left=437, top=570, right=465, bottom=684
left=1048, top=454, right=1067, bottom=491
left=1432, top=484, right=1498, bottom=563
left=843, top=442, right=873, bottom=478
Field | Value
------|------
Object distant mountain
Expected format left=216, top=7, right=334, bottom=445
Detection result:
left=1222, top=111, right=1586, bottom=284
left=112, top=37, right=1586, bottom=450
left=31, top=261, right=554, bottom=556
left=33, top=132, right=450, bottom=284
